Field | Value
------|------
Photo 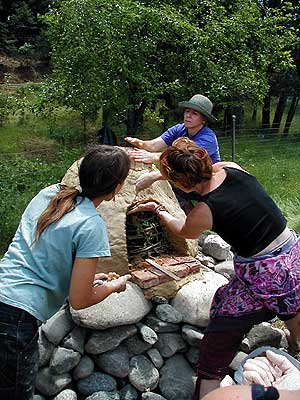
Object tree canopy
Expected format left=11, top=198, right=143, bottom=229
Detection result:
left=26, top=0, right=300, bottom=133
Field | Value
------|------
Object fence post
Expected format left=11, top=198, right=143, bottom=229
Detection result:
left=232, top=114, right=236, bottom=162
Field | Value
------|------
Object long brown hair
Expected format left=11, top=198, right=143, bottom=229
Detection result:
left=36, top=145, right=130, bottom=240
left=160, top=137, right=213, bottom=189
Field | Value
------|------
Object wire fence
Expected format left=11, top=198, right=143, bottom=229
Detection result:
left=1, top=124, right=300, bottom=164
left=1, top=122, right=300, bottom=254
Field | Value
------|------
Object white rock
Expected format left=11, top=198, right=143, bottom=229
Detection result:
left=70, top=283, right=152, bottom=329
left=214, top=260, right=235, bottom=278
left=202, top=235, right=231, bottom=261
left=171, top=271, right=228, bottom=327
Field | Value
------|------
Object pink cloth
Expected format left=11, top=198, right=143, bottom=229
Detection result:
left=210, top=237, right=300, bottom=318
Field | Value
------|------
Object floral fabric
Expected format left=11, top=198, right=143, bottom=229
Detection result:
left=210, top=235, right=300, bottom=318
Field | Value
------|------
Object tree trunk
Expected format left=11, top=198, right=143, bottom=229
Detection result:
left=282, top=96, right=299, bottom=137
left=261, top=92, right=271, bottom=137
left=161, top=93, right=181, bottom=131
left=126, top=100, right=147, bottom=136
left=251, top=106, right=257, bottom=123
left=271, top=93, right=287, bottom=135
left=82, top=115, right=88, bottom=144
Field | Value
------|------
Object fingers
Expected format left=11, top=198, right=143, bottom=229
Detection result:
left=93, top=272, right=120, bottom=287
left=243, top=358, right=275, bottom=386
left=124, top=137, right=136, bottom=144
left=127, top=201, right=157, bottom=214
left=129, top=149, right=154, bottom=163
left=124, top=137, right=143, bottom=149
left=136, top=177, right=152, bottom=192
left=111, top=274, right=132, bottom=293
left=243, top=370, right=270, bottom=386
left=249, top=356, right=281, bottom=378
left=107, top=272, right=119, bottom=281
left=94, top=273, right=108, bottom=280
left=265, top=350, right=297, bottom=374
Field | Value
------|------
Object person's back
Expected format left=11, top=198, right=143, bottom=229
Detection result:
left=200, top=167, right=286, bottom=257
left=0, top=184, right=109, bottom=322
left=0, top=145, right=132, bottom=400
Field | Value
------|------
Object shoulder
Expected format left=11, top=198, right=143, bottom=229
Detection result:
left=161, top=123, right=185, bottom=143
left=200, top=126, right=217, bottom=139
left=168, top=123, right=185, bottom=134
left=212, top=162, right=247, bottom=173
left=37, top=184, right=60, bottom=197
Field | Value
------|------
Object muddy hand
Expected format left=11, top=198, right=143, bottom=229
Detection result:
left=124, top=137, right=144, bottom=149
left=110, top=274, right=132, bottom=293
left=127, top=201, right=158, bottom=215
left=136, top=172, right=158, bottom=192
left=129, top=149, right=158, bottom=164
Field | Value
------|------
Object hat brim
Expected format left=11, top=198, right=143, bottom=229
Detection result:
left=178, top=101, right=218, bottom=123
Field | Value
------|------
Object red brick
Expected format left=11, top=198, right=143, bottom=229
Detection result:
left=171, top=264, right=190, bottom=278
left=148, top=267, right=172, bottom=285
left=131, top=270, right=160, bottom=289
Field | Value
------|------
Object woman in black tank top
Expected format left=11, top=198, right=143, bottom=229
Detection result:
left=129, top=137, right=300, bottom=400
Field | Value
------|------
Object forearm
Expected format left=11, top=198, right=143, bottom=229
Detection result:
left=141, top=140, right=157, bottom=152
left=279, top=390, right=300, bottom=399
left=142, top=139, right=165, bottom=153
left=70, top=279, right=125, bottom=310
left=90, top=282, right=117, bottom=305
left=70, top=283, right=113, bottom=309
left=156, top=209, right=186, bottom=237
left=150, top=170, right=165, bottom=182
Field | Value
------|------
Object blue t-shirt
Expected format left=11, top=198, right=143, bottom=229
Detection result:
left=160, top=123, right=221, bottom=163
left=0, top=184, right=110, bottom=322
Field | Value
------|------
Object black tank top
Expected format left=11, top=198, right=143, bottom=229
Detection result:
left=200, top=168, right=286, bottom=257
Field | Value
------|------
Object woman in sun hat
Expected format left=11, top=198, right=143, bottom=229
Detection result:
left=125, top=94, right=220, bottom=213
left=125, top=93, right=220, bottom=164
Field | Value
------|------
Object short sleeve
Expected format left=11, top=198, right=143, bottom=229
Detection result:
left=193, top=128, right=220, bottom=163
left=160, top=124, right=184, bottom=146
left=74, top=215, right=111, bottom=258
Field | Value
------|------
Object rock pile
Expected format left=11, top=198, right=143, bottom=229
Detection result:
left=33, top=233, right=289, bottom=400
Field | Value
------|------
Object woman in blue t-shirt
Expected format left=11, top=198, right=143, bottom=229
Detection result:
left=125, top=94, right=220, bottom=214
left=0, top=145, right=132, bottom=399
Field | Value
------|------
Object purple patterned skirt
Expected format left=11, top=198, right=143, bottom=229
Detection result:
left=210, top=232, right=300, bottom=319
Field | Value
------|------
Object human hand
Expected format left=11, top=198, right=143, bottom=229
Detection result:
left=127, top=201, right=159, bottom=215
left=109, top=274, right=132, bottom=293
left=136, top=171, right=162, bottom=192
left=243, top=355, right=279, bottom=386
left=129, top=149, right=160, bottom=164
left=93, top=272, right=119, bottom=287
left=243, top=350, right=300, bottom=390
left=266, top=350, right=300, bottom=390
left=124, top=137, right=144, bottom=149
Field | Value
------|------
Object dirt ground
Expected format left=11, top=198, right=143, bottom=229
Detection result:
left=0, top=54, right=50, bottom=84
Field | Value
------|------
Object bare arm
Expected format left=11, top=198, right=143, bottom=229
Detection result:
left=158, top=202, right=213, bottom=239
left=136, top=170, right=165, bottom=192
left=125, top=136, right=167, bottom=152
left=69, top=257, right=131, bottom=310
left=203, top=386, right=300, bottom=400
left=128, top=201, right=213, bottom=239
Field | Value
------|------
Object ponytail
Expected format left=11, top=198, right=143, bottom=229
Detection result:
left=35, top=186, right=81, bottom=241
left=35, top=145, right=130, bottom=240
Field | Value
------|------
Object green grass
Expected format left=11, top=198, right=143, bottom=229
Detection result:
left=219, top=133, right=300, bottom=232
left=0, top=100, right=300, bottom=256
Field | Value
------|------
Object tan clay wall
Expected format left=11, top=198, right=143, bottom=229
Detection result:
left=61, top=149, right=198, bottom=275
